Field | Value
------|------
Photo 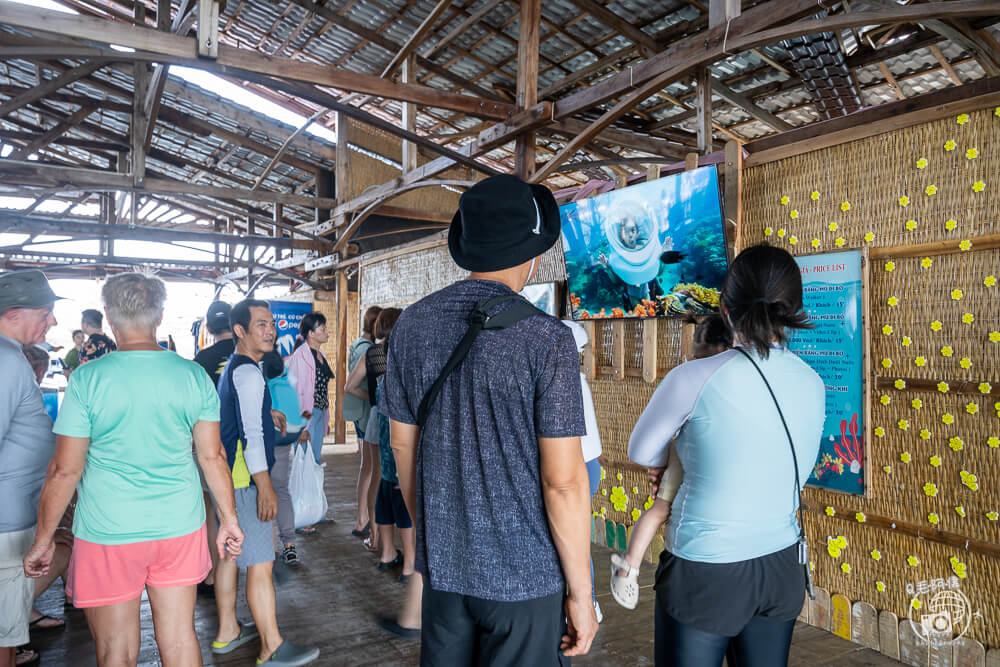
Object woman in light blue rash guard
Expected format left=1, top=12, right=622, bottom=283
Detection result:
left=628, top=244, right=825, bottom=666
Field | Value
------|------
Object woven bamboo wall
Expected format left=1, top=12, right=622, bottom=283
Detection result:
left=743, top=105, right=1000, bottom=648
left=312, top=290, right=359, bottom=435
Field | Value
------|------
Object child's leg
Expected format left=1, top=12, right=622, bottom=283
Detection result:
left=399, top=527, right=415, bottom=576
left=621, top=497, right=671, bottom=572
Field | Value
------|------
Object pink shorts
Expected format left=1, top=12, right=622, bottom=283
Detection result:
left=66, top=524, right=210, bottom=608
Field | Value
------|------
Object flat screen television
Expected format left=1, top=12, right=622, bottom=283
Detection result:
left=560, top=166, right=729, bottom=320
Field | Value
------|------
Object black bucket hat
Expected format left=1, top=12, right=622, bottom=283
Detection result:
left=448, top=174, right=561, bottom=272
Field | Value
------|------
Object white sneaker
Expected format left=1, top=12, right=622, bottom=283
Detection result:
left=594, top=600, right=603, bottom=623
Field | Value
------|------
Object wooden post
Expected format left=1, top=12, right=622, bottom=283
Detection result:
left=334, top=269, right=348, bottom=443
left=246, top=215, right=254, bottom=294
left=709, top=0, right=741, bottom=28
left=611, top=322, right=624, bottom=380
left=694, top=67, right=713, bottom=155
left=514, top=0, right=540, bottom=179
left=132, top=2, right=148, bottom=186
left=197, top=0, right=219, bottom=58
left=156, top=0, right=170, bottom=31
left=641, top=319, right=657, bottom=383
left=581, top=321, right=596, bottom=381
left=273, top=203, right=283, bottom=261
left=213, top=218, right=221, bottom=266
left=401, top=55, right=417, bottom=174
left=723, top=139, right=742, bottom=256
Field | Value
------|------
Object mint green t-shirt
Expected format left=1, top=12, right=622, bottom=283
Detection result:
left=53, top=350, right=221, bottom=545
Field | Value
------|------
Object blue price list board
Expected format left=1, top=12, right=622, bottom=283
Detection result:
left=789, top=250, right=867, bottom=495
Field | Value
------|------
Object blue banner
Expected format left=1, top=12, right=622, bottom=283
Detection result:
left=269, top=300, right=314, bottom=358
left=790, top=250, right=866, bottom=495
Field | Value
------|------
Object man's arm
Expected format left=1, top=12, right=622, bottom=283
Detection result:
left=193, top=420, right=244, bottom=560
left=344, top=354, right=369, bottom=401
left=539, top=435, right=597, bottom=656
left=390, top=419, right=419, bottom=520
left=232, top=364, right=277, bottom=521
left=24, top=435, right=88, bottom=577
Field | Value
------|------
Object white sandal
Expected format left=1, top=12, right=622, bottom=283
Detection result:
left=610, top=553, right=640, bottom=610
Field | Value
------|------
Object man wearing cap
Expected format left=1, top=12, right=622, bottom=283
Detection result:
left=383, top=174, right=597, bottom=664
left=0, top=270, right=59, bottom=667
left=195, top=301, right=236, bottom=387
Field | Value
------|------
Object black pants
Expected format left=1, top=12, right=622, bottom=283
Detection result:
left=421, top=587, right=569, bottom=666
left=655, top=595, right=795, bottom=667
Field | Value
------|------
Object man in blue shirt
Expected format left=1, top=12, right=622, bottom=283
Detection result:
left=383, top=175, right=597, bottom=664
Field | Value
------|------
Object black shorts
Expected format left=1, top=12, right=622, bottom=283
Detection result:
left=421, top=587, right=568, bottom=666
left=374, top=479, right=412, bottom=529
left=654, top=543, right=805, bottom=636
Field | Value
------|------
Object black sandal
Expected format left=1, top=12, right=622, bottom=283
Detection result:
left=376, top=549, right=402, bottom=571
left=28, top=614, right=65, bottom=633
left=16, top=646, right=39, bottom=666
left=351, top=522, right=371, bottom=538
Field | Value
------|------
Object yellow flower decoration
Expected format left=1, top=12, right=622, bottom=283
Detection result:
left=987, top=511, right=999, bottom=521
left=601, top=467, right=606, bottom=480
left=921, top=257, right=933, bottom=269
left=923, top=482, right=938, bottom=496
left=841, top=563, right=851, bottom=573
left=938, top=382, right=950, bottom=394
left=959, top=240, right=972, bottom=251
left=915, top=356, right=927, bottom=367
left=883, top=465, right=892, bottom=474
left=835, top=237, right=846, bottom=247
left=966, top=147, right=979, bottom=160
left=942, top=412, right=954, bottom=425
left=884, top=261, right=895, bottom=272
left=966, top=402, right=978, bottom=415
left=898, top=419, right=909, bottom=430
left=902, top=336, right=912, bottom=347
left=881, top=358, right=892, bottom=369
left=644, top=495, right=655, bottom=510
left=930, top=320, right=943, bottom=331
left=777, top=228, right=786, bottom=238
left=841, top=201, right=851, bottom=211
left=925, top=185, right=937, bottom=196
left=887, top=296, right=899, bottom=307
left=907, top=555, right=920, bottom=567
left=916, top=157, right=928, bottom=169
left=876, top=581, right=887, bottom=592
left=960, top=358, right=972, bottom=370
left=962, top=313, right=974, bottom=324
left=940, top=345, right=953, bottom=357
left=950, top=556, right=967, bottom=579
left=900, top=451, right=911, bottom=463
left=905, top=219, right=917, bottom=231
left=827, top=222, right=838, bottom=231
left=871, top=549, right=882, bottom=560
left=912, top=599, right=923, bottom=610
left=609, top=486, right=628, bottom=512
left=764, top=226, right=773, bottom=236
left=780, top=195, right=789, bottom=205
left=882, top=325, right=893, bottom=336
left=919, top=429, right=931, bottom=440
left=874, top=427, right=885, bottom=438
left=949, top=437, right=964, bottom=451
left=633, top=486, right=639, bottom=494
left=945, top=140, right=957, bottom=151
left=989, top=437, right=1000, bottom=448
left=960, top=470, right=979, bottom=491
left=824, top=506, right=835, bottom=516
left=827, top=543, right=842, bottom=558
left=973, top=180, right=986, bottom=192
left=834, top=536, right=847, bottom=549
left=930, top=455, right=941, bottom=467
left=996, top=106, right=1000, bottom=117
left=864, top=231, right=874, bottom=243
left=894, top=379, right=906, bottom=390
left=855, top=512, right=866, bottom=523
left=811, top=238, right=821, bottom=249
left=985, top=275, right=997, bottom=287
left=811, top=191, right=820, bottom=201
left=955, top=506, right=966, bottom=518
left=928, top=513, right=940, bottom=524
left=979, top=382, right=993, bottom=394
left=631, top=507, right=642, bottom=522
left=990, top=331, right=1000, bottom=343
left=945, top=218, right=958, bottom=231
left=898, top=195, right=910, bottom=207
left=617, top=472, right=623, bottom=481
left=880, top=394, right=892, bottom=406
left=789, top=235, right=798, bottom=245
left=957, top=114, right=970, bottom=125
left=789, top=209, right=799, bottom=219
left=911, top=398, right=922, bottom=409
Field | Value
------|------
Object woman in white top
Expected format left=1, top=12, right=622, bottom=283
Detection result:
left=628, top=245, right=825, bottom=666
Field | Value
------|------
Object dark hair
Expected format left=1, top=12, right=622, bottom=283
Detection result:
left=294, top=312, right=327, bottom=350
left=230, top=299, right=270, bottom=339
left=374, top=307, right=402, bottom=341
left=261, top=349, right=284, bottom=380
left=72, top=329, right=84, bottom=337
left=693, top=313, right=733, bottom=349
left=81, top=308, right=102, bottom=328
left=721, top=244, right=811, bottom=358
left=362, top=306, right=382, bottom=336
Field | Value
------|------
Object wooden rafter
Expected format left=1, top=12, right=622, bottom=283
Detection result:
left=8, top=103, right=97, bottom=160
left=0, top=60, right=107, bottom=118
left=566, top=0, right=660, bottom=54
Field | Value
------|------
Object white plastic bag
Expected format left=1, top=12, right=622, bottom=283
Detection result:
left=289, top=444, right=327, bottom=528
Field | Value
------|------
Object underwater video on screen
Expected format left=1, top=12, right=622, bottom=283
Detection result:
left=560, top=166, right=729, bottom=320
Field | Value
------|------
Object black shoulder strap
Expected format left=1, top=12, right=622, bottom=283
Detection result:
left=416, top=294, right=545, bottom=428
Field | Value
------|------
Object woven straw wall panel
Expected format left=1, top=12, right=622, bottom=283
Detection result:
left=360, top=243, right=466, bottom=310
left=744, top=106, right=1000, bottom=648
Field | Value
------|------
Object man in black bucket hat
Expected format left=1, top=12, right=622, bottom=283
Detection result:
left=382, top=174, right=597, bottom=664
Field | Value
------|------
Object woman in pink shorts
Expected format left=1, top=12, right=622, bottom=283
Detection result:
left=23, top=273, right=244, bottom=666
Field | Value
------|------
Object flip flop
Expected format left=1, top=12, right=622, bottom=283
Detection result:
left=351, top=522, right=371, bottom=538
left=295, top=526, right=317, bottom=535
left=376, top=549, right=403, bottom=571
left=16, top=647, right=39, bottom=666
left=28, top=614, right=65, bottom=633
left=211, top=623, right=260, bottom=654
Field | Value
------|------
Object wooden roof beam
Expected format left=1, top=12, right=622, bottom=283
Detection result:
left=923, top=18, right=1000, bottom=76
left=422, top=0, right=506, bottom=61
left=565, top=0, right=660, bottom=55
left=8, top=103, right=97, bottom=160
left=709, top=78, right=794, bottom=131
left=0, top=60, right=107, bottom=118
left=380, top=0, right=451, bottom=78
